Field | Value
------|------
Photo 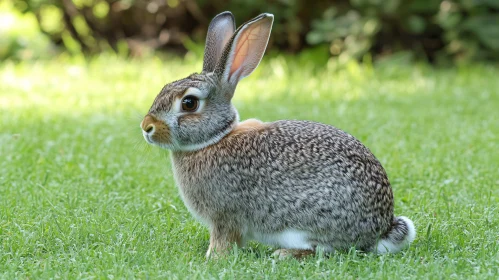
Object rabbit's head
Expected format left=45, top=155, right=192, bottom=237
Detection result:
left=140, top=12, right=273, bottom=151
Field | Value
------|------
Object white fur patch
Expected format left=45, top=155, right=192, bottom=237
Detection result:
left=247, top=229, right=313, bottom=250
left=402, top=216, right=416, bottom=244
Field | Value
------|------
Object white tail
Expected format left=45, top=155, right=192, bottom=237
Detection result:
left=376, top=216, right=416, bottom=253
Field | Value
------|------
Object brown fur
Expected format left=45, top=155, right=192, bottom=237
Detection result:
left=206, top=227, right=243, bottom=258
left=142, top=114, right=171, bottom=144
left=272, top=249, right=315, bottom=259
left=228, top=119, right=266, bottom=136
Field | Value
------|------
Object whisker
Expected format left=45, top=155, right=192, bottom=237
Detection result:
left=119, top=110, right=170, bottom=168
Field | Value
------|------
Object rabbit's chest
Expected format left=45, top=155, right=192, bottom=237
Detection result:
left=170, top=158, right=226, bottom=225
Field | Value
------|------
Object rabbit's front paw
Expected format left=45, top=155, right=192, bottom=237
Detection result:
left=205, top=227, right=242, bottom=260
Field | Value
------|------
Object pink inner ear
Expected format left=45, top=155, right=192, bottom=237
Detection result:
left=229, top=22, right=266, bottom=81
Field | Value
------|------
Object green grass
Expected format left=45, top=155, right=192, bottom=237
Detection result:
left=1, top=54, right=498, bottom=279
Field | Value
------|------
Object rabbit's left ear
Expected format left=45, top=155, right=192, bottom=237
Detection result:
left=214, top=13, right=273, bottom=87
left=203, top=12, right=236, bottom=73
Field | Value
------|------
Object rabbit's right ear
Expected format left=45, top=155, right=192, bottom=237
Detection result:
left=203, top=12, right=236, bottom=73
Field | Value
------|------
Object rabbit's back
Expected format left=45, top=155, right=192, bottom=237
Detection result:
left=172, top=120, right=394, bottom=250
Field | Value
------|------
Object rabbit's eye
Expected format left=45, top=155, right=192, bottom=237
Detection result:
left=181, top=96, right=199, bottom=112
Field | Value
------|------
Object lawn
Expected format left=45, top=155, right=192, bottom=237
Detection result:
left=1, top=55, right=498, bottom=279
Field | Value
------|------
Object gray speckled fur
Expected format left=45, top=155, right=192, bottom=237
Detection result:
left=172, top=121, right=393, bottom=251
left=142, top=11, right=414, bottom=255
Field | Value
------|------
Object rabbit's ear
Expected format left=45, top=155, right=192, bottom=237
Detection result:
left=203, top=12, right=236, bottom=73
left=214, top=13, right=273, bottom=87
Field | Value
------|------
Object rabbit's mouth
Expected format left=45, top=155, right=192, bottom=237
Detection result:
left=142, top=131, right=177, bottom=151
left=143, top=133, right=153, bottom=144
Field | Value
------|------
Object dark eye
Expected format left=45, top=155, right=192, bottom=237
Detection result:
left=181, top=96, right=199, bottom=112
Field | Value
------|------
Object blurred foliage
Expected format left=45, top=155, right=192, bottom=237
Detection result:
left=0, top=1, right=54, bottom=60
left=1, top=0, right=499, bottom=63
left=308, top=0, right=499, bottom=63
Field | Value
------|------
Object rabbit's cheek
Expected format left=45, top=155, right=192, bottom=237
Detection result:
left=151, top=122, right=172, bottom=144
left=177, top=113, right=203, bottom=126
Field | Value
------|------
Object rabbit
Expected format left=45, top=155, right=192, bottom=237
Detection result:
left=140, top=11, right=416, bottom=258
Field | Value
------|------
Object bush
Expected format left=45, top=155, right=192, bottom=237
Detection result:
left=0, top=1, right=54, bottom=60
left=5, top=0, right=499, bottom=63
left=308, top=0, right=499, bottom=63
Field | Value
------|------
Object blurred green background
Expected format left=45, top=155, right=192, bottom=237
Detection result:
left=2, top=0, right=499, bottom=64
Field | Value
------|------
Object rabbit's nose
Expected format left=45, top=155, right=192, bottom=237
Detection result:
left=144, top=123, right=154, bottom=133
left=141, top=115, right=157, bottom=134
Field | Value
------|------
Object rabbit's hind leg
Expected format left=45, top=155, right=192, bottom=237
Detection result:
left=272, top=249, right=315, bottom=260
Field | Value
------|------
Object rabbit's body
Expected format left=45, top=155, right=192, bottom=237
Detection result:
left=140, top=11, right=415, bottom=258
left=172, top=120, right=396, bottom=252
